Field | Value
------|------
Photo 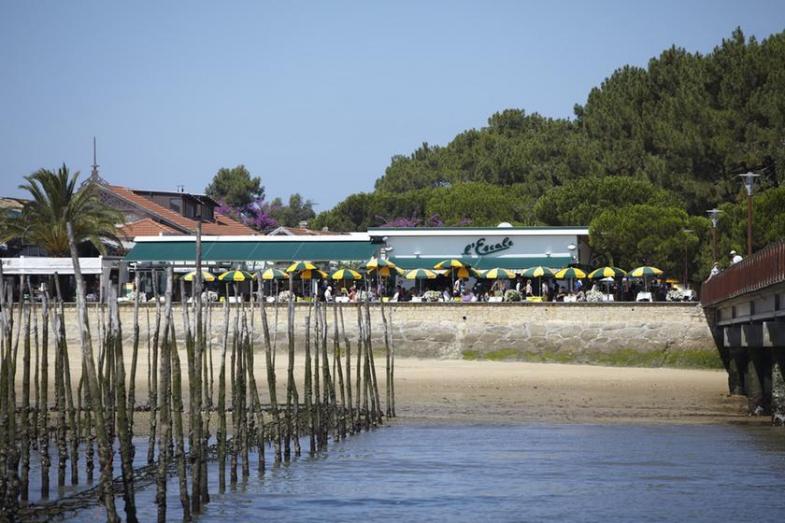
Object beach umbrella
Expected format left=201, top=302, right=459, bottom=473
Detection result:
left=331, top=268, right=363, bottom=281
left=259, top=268, right=287, bottom=280
left=182, top=270, right=215, bottom=282
left=520, top=266, right=555, bottom=278
left=405, top=268, right=437, bottom=294
left=554, top=267, right=587, bottom=280
left=375, top=266, right=404, bottom=278
left=300, top=269, right=328, bottom=280
left=218, top=270, right=253, bottom=282
left=629, top=266, right=663, bottom=278
left=483, top=268, right=516, bottom=279
left=588, top=266, right=627, bottom=279
left=433, top=259, right=466, bottom=270
left=366, top=257, right=397, bottom=270
left=555, top=267, right=586, bottom=293
left=629, top=266, right=663, bottom=292
left=286, top=261, right=317, bottom=273
left=456, top=266, right=481, bottom=280
left=404, top=269, right=437, bottom=279
left=258, top=267, right=287, bottom=298
left=434, top=259, right=470, bottom=292
left=521, top=266, right=555, bottom=298
left=367, top=258, right=398, bottom=296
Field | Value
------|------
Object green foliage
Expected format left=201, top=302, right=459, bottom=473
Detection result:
left=534, top=176, right=677, bottom=226
left=0, top=165, right=122, bottom=255
left=589, top=205, right=709, bottom=282
left=205, top=165, right=263, bottom=208
left=307, top=28, right=785, bottom=286
left=265, top=193, right=316, bottom=228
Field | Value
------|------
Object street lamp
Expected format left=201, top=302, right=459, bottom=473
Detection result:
left=681, top=229, right=693, bottom=290
left=706, top=208, right=722, bottom=263
left=739, top=172, right=760, bottom=256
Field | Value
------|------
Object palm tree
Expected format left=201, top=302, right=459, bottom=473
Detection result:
left=0, top=164, right=122, bottom=256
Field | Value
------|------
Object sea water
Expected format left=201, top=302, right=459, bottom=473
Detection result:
left=59, top=422, right=785, bottom=522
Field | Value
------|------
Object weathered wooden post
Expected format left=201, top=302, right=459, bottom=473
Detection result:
left=66, top=222, right=120, bottom=523
left=772, top=347, right=785, bottom=426
left=156, top=267, right=175, bottom=523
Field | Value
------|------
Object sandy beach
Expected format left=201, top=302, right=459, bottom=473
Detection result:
left=391, top=358, right=747, bottom=425
left=39, top=350, right=748, bottom=429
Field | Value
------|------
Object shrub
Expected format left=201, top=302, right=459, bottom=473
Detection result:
left=423, top=290, right=442, bottom=302
left=504, top=289, right=522, bottom=302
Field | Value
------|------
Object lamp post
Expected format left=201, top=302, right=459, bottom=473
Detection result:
left=567, top=243, right=577, bottom=264
left=706, top=208, right=722, bottom=263
left=739, top=172, right=759, bottom=256
left=681, top=228, right=693, bottom=290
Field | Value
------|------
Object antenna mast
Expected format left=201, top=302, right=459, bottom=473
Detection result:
left=87, top=136, right=107, bottom=185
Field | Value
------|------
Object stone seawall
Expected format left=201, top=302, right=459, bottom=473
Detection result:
left=54, top=302, right=719, bottom=368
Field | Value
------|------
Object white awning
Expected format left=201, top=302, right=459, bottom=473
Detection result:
left=0, top=257, right=108, bottom=275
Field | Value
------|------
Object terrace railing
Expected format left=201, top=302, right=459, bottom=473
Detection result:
left=701, top=239, right=785, bottom=307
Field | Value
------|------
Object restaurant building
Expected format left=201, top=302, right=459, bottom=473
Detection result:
left=124, top=224, right=590, bottom=271
left=367, top=225, right=590, bottom=270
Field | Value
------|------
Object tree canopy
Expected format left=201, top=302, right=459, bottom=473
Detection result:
left=205, top=165, right=264, bottom=209
left=308, top=28, right=785, bottom=282
left=0, top=165, right=122, bottom=256
left=313, top=28, right=785, bottom=239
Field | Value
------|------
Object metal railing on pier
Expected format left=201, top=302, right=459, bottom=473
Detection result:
left=701, top=240, right=785, bottom=307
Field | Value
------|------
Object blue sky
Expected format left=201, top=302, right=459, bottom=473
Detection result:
left=1, top=1, right=784, bottom=211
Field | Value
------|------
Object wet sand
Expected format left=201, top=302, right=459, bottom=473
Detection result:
left=392, top=358, right=748, bottom=425
left=35, top=353, right=748, bottom=432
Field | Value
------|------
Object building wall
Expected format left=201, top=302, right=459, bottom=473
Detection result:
left=54, top=302, right=717, bottom=367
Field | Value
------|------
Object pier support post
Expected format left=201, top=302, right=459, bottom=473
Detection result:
left=744, top=350, right=765, bottom=414
left=772, top=348, right=785, bottom=426
left=728, top=347, right=746, bottom=396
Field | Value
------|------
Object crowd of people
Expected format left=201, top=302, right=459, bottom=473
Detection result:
left=311, top=274, right=687, bottom=303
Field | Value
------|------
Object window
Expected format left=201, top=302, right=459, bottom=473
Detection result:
left=169, top=197, right=181, bottom=213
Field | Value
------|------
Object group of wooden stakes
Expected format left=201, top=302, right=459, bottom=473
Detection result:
left=0, top=224, right=396, bottom=522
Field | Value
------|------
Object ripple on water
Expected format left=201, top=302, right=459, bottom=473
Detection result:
left=59, top=423, right=785, bottom=523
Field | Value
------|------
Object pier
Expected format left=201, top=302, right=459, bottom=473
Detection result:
left=701, top=240, right=785, bottom=423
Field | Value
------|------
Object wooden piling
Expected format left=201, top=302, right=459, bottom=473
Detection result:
left=66, top=222, right=119, bottom=523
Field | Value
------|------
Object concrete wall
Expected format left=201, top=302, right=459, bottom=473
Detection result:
left=53, top=302, right=718, bottom=367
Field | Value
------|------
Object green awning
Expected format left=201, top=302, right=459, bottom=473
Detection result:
left=126, top=240, right=376, bottom=263
left=390, top=256, right=572, bottom=270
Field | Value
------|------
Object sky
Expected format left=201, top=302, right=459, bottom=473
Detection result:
left=1, top=1, right=784, bottom=211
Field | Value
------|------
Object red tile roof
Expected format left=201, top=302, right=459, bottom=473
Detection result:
left=117, top=218, right=179, bottom=239
left=104, top=184, right=256, bottom=236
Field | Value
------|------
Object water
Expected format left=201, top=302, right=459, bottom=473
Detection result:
left=62, top=422, right=785, bottom=522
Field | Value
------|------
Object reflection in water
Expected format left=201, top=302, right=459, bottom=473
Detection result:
left=58, top=424, right=785, bottom=522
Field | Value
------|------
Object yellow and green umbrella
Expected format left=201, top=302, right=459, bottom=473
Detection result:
left=218, top=270, right=253, bottom=282
left=182, top=271, right=215, bottom=282
left=375, top=266, right=404, bottom=278
left=520, top=266, right=555, bottom=278
left=629, top=266, right=663, bottom=278
left=483, top=268, right=516, bottom=279
left=366, top=257, right=397, bottom=271
left=259, top=268, right=287, bottom=280
left=287, top=261, right=317, bottom=273
left=555, top=267, right=587, bottom=280
left=404, top=268, right=437, bottom=280
left=588, top=266, right=627, bottom=279
left=331, top=268, right=363, bottom=281
left=433, top=259, right=467, bottom=270
left=405, top=268, right=437, bottom=294
left=300, top=269, right=328, bottom=280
